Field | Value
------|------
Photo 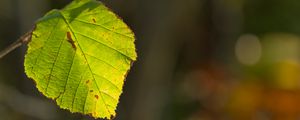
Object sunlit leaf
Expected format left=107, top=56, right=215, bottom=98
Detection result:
left=24, top=0, right=136, bottom=119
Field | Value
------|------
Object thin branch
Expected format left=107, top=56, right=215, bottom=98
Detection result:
left=0, top=30, right=32, bottom=59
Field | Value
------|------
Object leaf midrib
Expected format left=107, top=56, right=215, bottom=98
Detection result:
left=58, top=11, right=112, bottom=115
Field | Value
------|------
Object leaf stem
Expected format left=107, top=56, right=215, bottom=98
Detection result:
left=0, top=31, right=32, bottom=59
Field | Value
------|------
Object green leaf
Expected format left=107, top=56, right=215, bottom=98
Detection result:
left=24, top=0, right=137, bottom=119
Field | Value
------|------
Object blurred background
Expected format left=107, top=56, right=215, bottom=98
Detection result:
left=1, top=0, right=300, bottom=120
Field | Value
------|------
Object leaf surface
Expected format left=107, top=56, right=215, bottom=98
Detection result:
left=24, top=0, right=136, bottom=119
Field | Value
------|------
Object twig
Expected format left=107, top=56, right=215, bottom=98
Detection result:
left=0, top=30, right=32, bottom=59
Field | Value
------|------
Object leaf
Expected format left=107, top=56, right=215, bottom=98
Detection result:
left=24, top=0, right=137, bottom=119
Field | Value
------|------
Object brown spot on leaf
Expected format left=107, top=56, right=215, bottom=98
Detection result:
left=95, top=95, right=99, bottom=99
left=66, top=32, right=76, bottom=50
left=90, top=90, right=93, bottom=93
left=92, top=18, right=96, bottom=23
left=86, top=80, right=90, bottom=84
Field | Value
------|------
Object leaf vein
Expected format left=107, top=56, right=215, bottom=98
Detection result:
left=60, top=51, right=77, bottom=104
left=93, top=73, right=121, bottom=92
left=100, top=90, right=118, bottom=101
left=71, top=71, right=85, bottom=111
left=45, top=20, right=65, bottom=95
left=71, top=18, right=133, bottom=39
left=75, top=32, right=132, bottom=60
left=30, top=19, right=60, bottom=84
left=84, top=52, right=123, bottom=73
